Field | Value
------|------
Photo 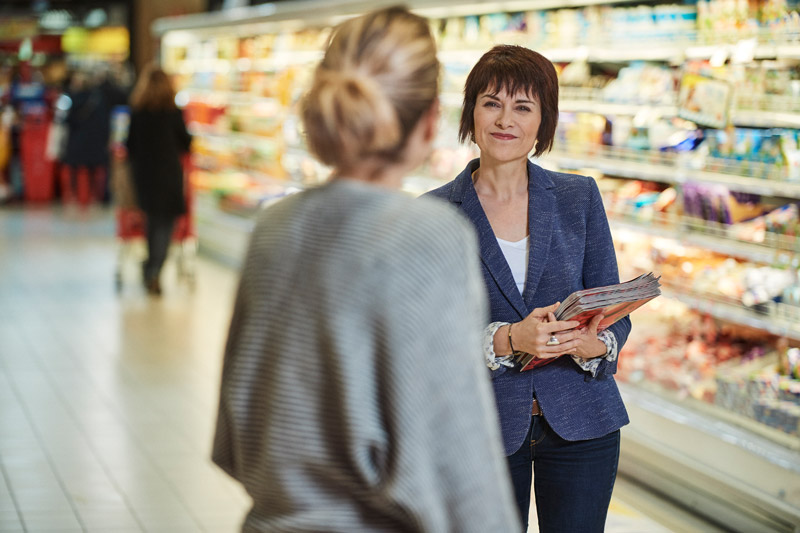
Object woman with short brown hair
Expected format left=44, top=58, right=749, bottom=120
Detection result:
left=427, top=44, right=631, bottom=532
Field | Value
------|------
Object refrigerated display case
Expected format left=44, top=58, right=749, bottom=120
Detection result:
left=153, top=1, right=800, bottom=530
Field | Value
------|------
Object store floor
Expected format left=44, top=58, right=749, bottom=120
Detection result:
left=0, top=206, right=726, bottom=533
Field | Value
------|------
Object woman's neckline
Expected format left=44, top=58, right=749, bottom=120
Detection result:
left=496, top=235, right=529, bottom=246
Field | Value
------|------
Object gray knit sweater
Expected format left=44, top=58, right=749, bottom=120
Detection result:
left=212, top=179, right=519, bottom=532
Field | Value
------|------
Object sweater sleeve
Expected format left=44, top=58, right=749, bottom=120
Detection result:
left=374, top=206, right=520, bottom=533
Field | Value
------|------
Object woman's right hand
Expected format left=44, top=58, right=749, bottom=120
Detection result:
left=510, top=302, right=582, bottom=360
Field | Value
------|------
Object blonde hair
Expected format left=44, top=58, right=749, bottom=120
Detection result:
left=130, top=64, right=177, bottom=112
left=301, top=7, right=439, bottom=171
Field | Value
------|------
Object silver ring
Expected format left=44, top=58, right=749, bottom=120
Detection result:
left=546, top=335, right=560, bottom=346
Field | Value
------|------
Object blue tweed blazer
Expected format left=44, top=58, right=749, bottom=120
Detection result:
left=426, top=158, right=630, bottom=454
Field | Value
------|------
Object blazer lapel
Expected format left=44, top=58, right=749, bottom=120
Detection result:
left=522, top=161, right=555, bottom=309
left=451, top=160, right=528, bottom=319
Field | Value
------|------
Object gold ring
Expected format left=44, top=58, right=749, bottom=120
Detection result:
left=546, top=335, right=560, bottom=346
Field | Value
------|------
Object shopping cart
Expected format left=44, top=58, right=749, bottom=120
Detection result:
left=113, top=153, right=197, bottom=292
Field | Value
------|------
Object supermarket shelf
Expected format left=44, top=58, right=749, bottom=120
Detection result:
left=193, top=159, right=302, bottom=188
left=557, top=87, right=800, bottom=128
left=558, top=98, right=677, bottom=117
left=437, top=44, right=685, bottom=64
left=154, top=0, right=800, bottom=65
left=661, top=285, right=800, bottom=341
left=577, top=44, right=687, bottom=63
left=195, top=192, right=255, bottom=268
left=608, top=215, right=798, bottom=264
left=685, top=41, right=800, bottom=60
left=665, top=227, right=798, bottom=263
left=179, top=88, right=279, bottom=106
left=190, top=125, right=281, bottom=148
left=731, top=109, right=800, bottom=129
left=254, top=51, right=323, bottom=69
left=155, top=0, right=654, bottom=35
left=174, top=51, right=323, bottom=73
left=440, top=40, right=800, bottom=65
left=413, top=0, right=647, bottom=18
left=543, top=145, right=800, bottom=199
left=621, top=383, right=800, bottom=471
left=619, top=383, right=800, bottom=532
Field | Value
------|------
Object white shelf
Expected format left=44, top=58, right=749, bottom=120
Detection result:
left=440, top=41, right=800, bottom=65
left=253, top=50, right=323, bottom=69
left=558, top=98, right=677, bottom=117
left=193, top=158, right=302, bottom=187
left=543, top=146, right=800, bottom=199
left=155, top=0, right=652, bottom=35
left=190, top=125, right=282, bottom=148
left=608, top=216, right=796, bottom=264
left=174, top=51, right=323, bottom=74
left=554, top=102, right=800, bottom=128
left=556, top=87, right=800, bottom=128
left=195, top=192, right=254, bottom=268
left=179, top=88, right=279, bottom=106
left=661, top=285, right=800, bottom=341
left=619, top=384, right=800, bottom=531
left=730, top=109, right=800, bottom=129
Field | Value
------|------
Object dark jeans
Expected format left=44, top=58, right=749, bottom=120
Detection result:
left=144, top=213, right=176, bottom=282
left=507, top=415, right=620, bottom=533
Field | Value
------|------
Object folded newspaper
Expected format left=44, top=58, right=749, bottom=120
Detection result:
left=516, top=272, right=661, bottom=372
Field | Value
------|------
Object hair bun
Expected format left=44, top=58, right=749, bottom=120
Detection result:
left=301, top=7, right=438, bottom=173
left=304, top=68, right=401, bottom=167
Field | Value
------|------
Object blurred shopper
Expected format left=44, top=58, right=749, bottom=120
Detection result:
left=212, top=7, right=519, bottom=533
left=126, top=65, right=191, bottom=296
left=4, top=64, right=38, bottom=201
left=0, top=106, right=12, bottom=202
left=61, top=69, right=126, bottom=205
left=426, top=45, right=632, bottom=532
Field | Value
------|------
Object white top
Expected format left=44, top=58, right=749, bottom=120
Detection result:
left=496, top=235, right=529, bottom=295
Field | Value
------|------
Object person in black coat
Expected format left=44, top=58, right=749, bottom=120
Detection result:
left=126, top=65, right=191, bottom=295
left=62, top=71, right=127, bottom=204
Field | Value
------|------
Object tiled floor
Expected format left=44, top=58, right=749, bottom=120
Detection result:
left=0, top=205, right=716, bottom=533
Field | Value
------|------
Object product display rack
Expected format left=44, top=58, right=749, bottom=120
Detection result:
left=559, top=86, right=800, bottom=128
left=609, top=212, right=797, bottom=261
left=545, top=143, right=800, bottom=196
left=153, top=1, right=800, bottom=530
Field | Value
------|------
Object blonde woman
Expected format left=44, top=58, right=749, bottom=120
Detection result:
left=212, top=7, right=519, bottom=533
left=126, top=65, right=192, bottom=295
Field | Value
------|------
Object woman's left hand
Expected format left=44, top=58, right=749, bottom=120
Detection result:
left=550, top=312, right=607, bottom=360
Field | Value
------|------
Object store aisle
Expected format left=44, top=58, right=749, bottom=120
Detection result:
left=0, top=206, right=718, bottom=533
left=0, top=206, right=249, bottom=532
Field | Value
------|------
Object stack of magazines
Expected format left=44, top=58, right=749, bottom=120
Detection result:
left=516, top=272, right=661, bottom=372
left=554, top=272, right=662, bottom=330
